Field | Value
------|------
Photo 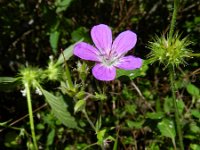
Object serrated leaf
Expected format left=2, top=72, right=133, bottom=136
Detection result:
left=56, top=39, right=83, bottom=65
left=116, top=59, right=149, bottom=79
left=0, top=77, right=19, bottom=91
left=41, top=89, right=80, bottom=130
left=50, top=30, right=60, bottom=54
left=157, top=119, right=176, bottom=140
left=186, top=83, right=199, bottom=97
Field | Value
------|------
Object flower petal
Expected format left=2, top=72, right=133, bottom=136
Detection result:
left=73, top=42, right=100, bottom=61
left=112, top=31, right=137, bottom=55
left=115, top=56, right=142, bottom=70
left=92, top=63, right=116, bottom=81
left=91, top=24, right=112, bottom=54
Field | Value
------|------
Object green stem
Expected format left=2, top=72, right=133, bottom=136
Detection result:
left=65, top=63, right=74, bottom=89
left=83, top=110, right=96, bottom=133
left=169, top=66, right=184, bottom=150
left=169, top=0, right=179, bottom=42
left=189, top=53, right=200, bottom=57
left=25, top=83, right=38, bottom=150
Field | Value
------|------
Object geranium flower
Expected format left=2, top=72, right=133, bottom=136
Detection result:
left=73, top=24, right=142, bottom=81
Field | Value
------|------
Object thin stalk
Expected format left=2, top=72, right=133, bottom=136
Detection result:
left=65, top=63, right=74, bottom=89
left=169, top=0, right=179, bottom=42
left=25, top=83, right=38, bottom=150
left=61, top=49, right=74, bottom=89
left=83, top=110, right=96, bottom=132
left=169, top=66, right=184, bottom=150
left=189, top=53, right=200, bottom=57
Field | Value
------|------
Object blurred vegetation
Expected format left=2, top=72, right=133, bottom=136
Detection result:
left=0, top=0, right=200, bottom=149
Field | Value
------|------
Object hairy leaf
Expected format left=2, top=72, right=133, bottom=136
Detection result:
left=41, top=89, right=80, bottom=130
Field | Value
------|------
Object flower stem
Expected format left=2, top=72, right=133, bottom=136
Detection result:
left=169, top=0, right=179, bottom=42
left=169, top=66, right=184, bottom=150
left=83, top=110, right=96, bottom=133
left=65, top=62, right=74, bottom=89
left=25, top=83, right=38, bottom=150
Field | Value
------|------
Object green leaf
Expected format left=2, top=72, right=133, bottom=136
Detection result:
left=0, top=77, right=19, bottom=91
left=190, top=144, right=200, bottom=150
left=71, top=27, right=88, bottom=42
left=56, top=39, right=83, bottom=65
left=50, top=30, right=60, bottom=54
left=55, top=0, right=73, bottom=13
left=125, top=120, right=144, bottom=129
left=190, top=122, right=200, bottom=133
left=97, top=129, right=106, bottom=145
left=46, top=128, right=55, bottom=146
left=157, top=119, right=176, bottom=140
left=186, top=83, right=200, bottom=97
left=191, top=109, right=200, bottom=119
left=164, top=97, right=173, bottom=113
left=116, top=59, right=149, bottom=79
left=41, top=89, right=80, bottom=130
left=177, top=99, right=185, bottom=114
left=146, top=112, right=164, bottom=119
left=74, top=99, right=86, bottom=113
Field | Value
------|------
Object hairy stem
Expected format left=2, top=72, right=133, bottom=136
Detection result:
left=169, top=0, right=179, bottom=42
left=169, top=66, right=184, bottom=150
left=25, top=83, right=38, bottom=150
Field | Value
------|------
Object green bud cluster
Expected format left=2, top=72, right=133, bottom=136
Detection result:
left=148, top=33, right=192, bottom=67
left=19, top=67, right=42, bottom=87
left=45, top=60, right=61, bottom=81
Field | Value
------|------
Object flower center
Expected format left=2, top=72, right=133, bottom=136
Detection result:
left=100, top=51, right=119, bottom=67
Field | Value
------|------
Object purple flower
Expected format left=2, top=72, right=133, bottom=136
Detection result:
left=73, top=24, right=142, bottom=81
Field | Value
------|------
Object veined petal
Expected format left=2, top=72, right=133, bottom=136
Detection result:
left=73, top=42, right=100, bottom=61
left=112, top=31, right=137, bottom=55
left=115, top=56, right=142, bottom=70
left=92, top=63, right=116, bottom=81
left=91, top=24, right=112, bottom=54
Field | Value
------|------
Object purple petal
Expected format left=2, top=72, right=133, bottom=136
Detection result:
left=112, top=31, right=137, bottom=55
left=73, top=42, right=100, bottom=61
left=115, top=56, right=142, bottom=70
left=92, top=63, right=116, bottom=81
left=91, top=24, right=112, bottom=54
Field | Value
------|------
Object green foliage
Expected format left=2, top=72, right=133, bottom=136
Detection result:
left=41, top=89, right=80, bottom=130
left=157, top=119, right=176, bottom=140
left=56, top=39, right=83, bottom=65
left=187, top=83, right=200, bottom=98
left=50, top=30, right=60, bottom=54
left=0, top=77, right=19, bottom=91
left=0, top=0, right=200, bottom=149
left=117, top=60, right=149, bottom=79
